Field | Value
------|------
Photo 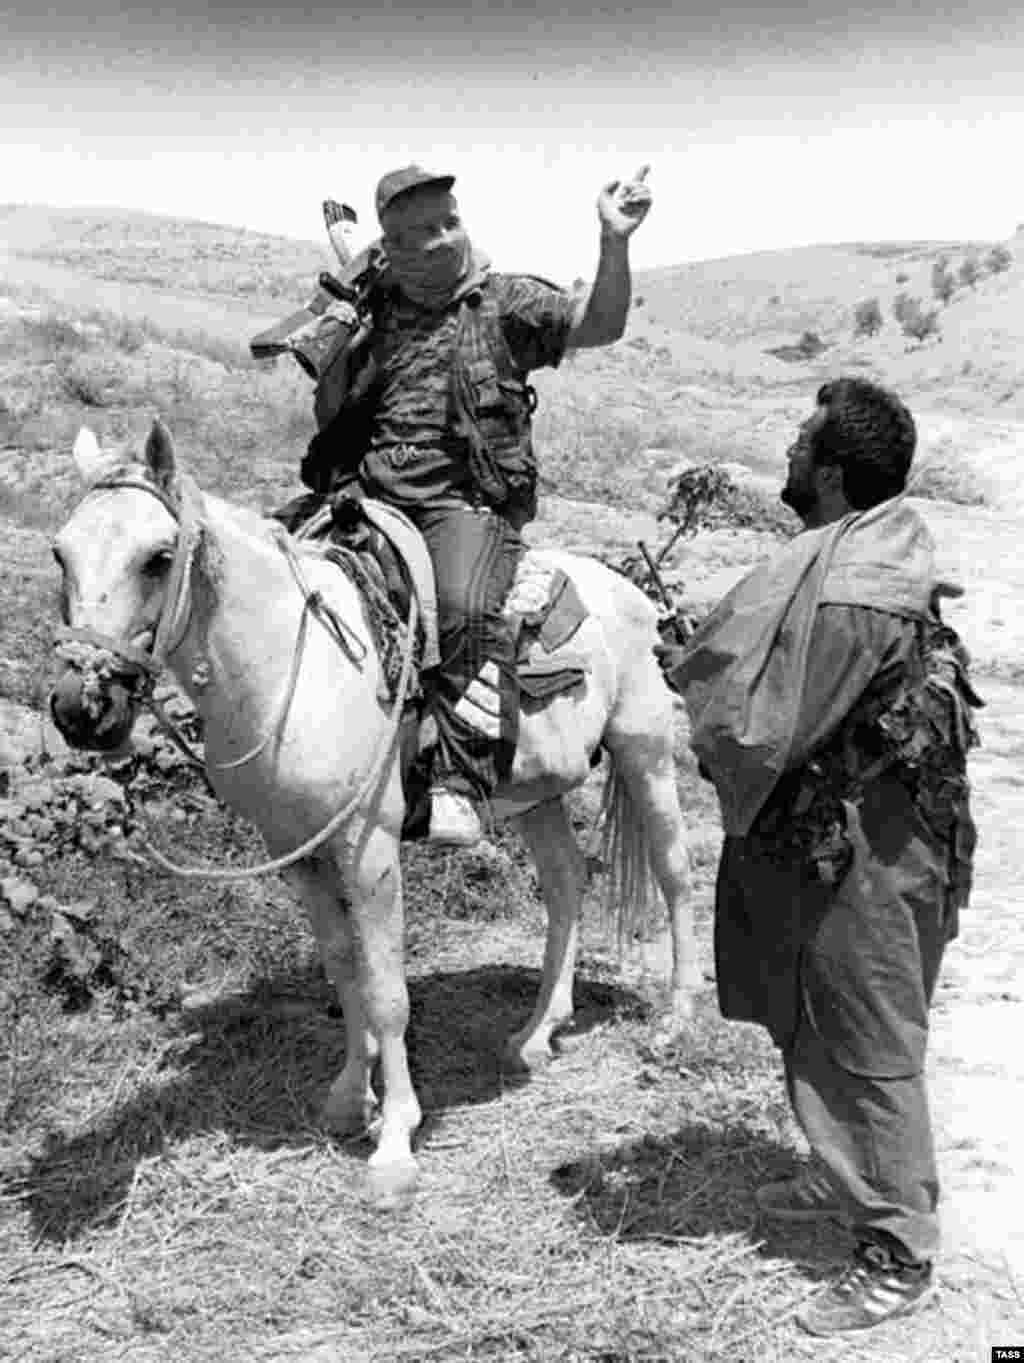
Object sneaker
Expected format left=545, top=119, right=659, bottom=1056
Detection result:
left=426, top=788, right=482, bottom=848
left=756, top=1163, right=845, bottom=1223
left=796, top=1242, right=936, bottom=1336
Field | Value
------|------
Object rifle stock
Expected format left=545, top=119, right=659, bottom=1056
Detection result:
left=249, top=241, right=389, bottom=380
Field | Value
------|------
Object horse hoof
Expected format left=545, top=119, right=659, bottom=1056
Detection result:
left=322, top=1098, right=378, bottom=1138
left=367, top=1156, right=419, bottom=1210
left=503, top=1036, right=555, bottom=1074
left=643, top=992, right=703, bottom=1052
left=668, top=986, right=697, bottom=1026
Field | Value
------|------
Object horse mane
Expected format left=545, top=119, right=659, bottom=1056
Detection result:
left=192, top=487, right=292, bottom=602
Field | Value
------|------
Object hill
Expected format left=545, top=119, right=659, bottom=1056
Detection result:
left=1, top=203, right=1023, bottom=1362
left=4, top=202, right=1024, bottom=653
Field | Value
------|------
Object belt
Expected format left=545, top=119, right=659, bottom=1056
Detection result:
left=374, top=439, right=468, bottom=469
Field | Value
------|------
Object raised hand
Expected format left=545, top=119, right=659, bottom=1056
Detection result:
left=597, top=165, right=652, bottom=239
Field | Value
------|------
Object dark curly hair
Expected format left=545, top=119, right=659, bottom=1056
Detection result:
left=810, top=378, right=916, bottom=509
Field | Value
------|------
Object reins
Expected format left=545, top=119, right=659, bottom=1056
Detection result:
left=136, top=593, right=417, bottom=882
left=57, top=472, right=418, bottom=881
left=207, top=534, right=369, bottom=774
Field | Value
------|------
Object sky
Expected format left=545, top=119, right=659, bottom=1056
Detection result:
left=5, top=1, right=1024, bottom=282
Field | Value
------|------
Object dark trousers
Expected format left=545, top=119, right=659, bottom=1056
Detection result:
left=715, top=778, right=957, bottom=1265
left=406, top=500, right=523, bottom=805
left=785, top=783, right=955, bottom=1264
left=785, top=1012, right=942, bottom=1263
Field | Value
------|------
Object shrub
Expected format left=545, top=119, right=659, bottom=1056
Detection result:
left=904, top=304, right=941, bottom=343
left=930, top=256, right=956, bottom=304
left=892, top=293, right=941, bottom=342
left=765, top=331, right=829, bottom=363
left=58, top=353, right=128, bottom=407
left=853, top=297, right=883, bottom=337
left=985, top=244, right=1013, bottom=274
left=611, top=464, right=797, bottom=601
left=891, top=291, right=913, bottom=325
left=958, top=253, right=981, bottom=290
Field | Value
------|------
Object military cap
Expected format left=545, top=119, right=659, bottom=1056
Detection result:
left=375, top=164, right=456, bottom=219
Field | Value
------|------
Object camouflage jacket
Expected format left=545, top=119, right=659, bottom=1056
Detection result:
left=754, top=614, right=982, bottom=904
left=301, top=271, right=573, bottom=523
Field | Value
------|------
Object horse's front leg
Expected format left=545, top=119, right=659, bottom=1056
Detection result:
left=506, top=797, right=583, bottom=1070
left=284, top=858, right=379, bottom=1135
left=344, top=824, right=421, bottom=1202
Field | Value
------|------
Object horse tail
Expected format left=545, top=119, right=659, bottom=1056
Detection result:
left=597, top=755, right=658, bottom=952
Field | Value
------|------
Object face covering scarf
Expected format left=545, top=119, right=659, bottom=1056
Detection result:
left=386, top=229, right=473, bottom=309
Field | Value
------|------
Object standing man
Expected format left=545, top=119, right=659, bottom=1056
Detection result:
left=658, top=378, right=981, bottom=1336
left=301, top=163, right=652, bottom=847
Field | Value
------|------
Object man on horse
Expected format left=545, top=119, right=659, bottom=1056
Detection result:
left=295, top=163, right=652, bottom=847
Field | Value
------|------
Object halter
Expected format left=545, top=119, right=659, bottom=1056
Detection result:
left=55, top=470, right=204, bottom=681
left=54, top=468, right=419, bottom=880
left=53, top=471, right=207, bottom=769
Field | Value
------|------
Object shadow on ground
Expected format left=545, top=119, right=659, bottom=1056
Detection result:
left=550, top=1121, right=852, bottom=1278
left=14, top=960, right=645, bottom=1242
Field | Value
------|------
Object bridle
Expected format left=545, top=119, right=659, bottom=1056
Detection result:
left=53, top=470, right=418, bottom=880
left=55, top=470, right=204, bottom=677
left=54, top=471, right=207, bottom=767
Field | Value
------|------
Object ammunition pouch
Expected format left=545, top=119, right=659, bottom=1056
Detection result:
left=451, top=293, right=539, bottom=525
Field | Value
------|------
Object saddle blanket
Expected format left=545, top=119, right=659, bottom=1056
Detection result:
left=450, top=559, right=590, bottom=740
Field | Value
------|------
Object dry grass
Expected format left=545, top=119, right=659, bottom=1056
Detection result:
left=0, top=839, right=827, bottom=1363
left=3, top=208, right=1024, bottom=1362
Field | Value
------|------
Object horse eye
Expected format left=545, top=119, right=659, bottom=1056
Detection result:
left=142, top=549, right=174, bottom=578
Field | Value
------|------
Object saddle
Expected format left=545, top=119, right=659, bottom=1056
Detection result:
left=279, top=489, right=591, bottom=712
left=275, top=491, right=592, bottom=840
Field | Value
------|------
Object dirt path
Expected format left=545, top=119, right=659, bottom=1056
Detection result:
left=929, top=676, right=1024, bottom=1291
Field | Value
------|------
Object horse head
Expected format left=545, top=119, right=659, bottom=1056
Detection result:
left=50, top=419, right=195, bottom=751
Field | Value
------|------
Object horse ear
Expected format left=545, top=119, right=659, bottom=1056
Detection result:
left=72, top=427, right=120, bottom=483
left=144, top=417, right=178, bottom=493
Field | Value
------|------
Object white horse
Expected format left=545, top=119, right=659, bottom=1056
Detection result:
left=50, top=420, right=697, bottom=1199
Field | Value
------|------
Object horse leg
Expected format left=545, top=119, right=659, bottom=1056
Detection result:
left=283, top=858, right=379, bottom=1135
left=605, top=694, right=701, bottom=1029
left=505, top=797, right=583, bottom=1070
left=343, top=824, right=421, bottom=1200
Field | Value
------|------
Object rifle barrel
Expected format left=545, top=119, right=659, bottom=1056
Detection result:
left=637, top=540, right=675, bottom=610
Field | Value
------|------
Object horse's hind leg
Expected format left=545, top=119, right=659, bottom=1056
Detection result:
left=604, top=674, right=700, bottom=1021
left=506, top=796, right=584, bottom=1070
left=284, top=857, right=380, bottom=1135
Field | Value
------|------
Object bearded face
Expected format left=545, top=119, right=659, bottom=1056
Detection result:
left=780, top=409, right=827, bottom=520
left=380, top=188, right=472, bottom=308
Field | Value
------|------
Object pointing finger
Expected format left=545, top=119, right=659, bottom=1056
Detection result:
left=633, top=164, right=650, bottom=183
